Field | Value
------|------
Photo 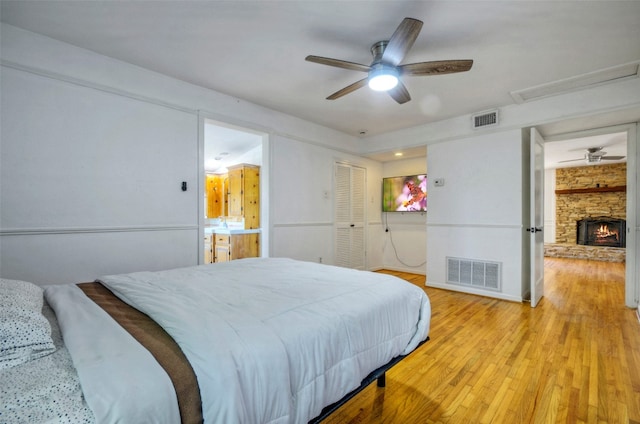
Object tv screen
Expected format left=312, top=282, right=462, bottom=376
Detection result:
left=382, top=174, right=427, bottom=212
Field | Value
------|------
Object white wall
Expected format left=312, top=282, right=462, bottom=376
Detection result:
left=426, top=130, right=525, bottom=302
left=632, top=124, right=640, bottom=308
left=1, top=66, right=199, bottom=230
left=0, top=60, right=199, bottom=284
left=236, top=146, right=263, bottom=167
left=359, top=61, right=640, bottom=304
left=0, top=23, right=371, bottom=284
left=269, top=135, right=383, bottom=268
left=379, top=157, right=428, bottom=274
left=361, top=77, right=640, bottom=158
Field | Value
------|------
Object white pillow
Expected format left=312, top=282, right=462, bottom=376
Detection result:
left=0, top=278, right=56, bottom=369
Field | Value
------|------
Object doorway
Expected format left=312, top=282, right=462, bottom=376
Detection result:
left=200, top=118, right=269, bottom=263
left=541, top=124, right=636, bottom=307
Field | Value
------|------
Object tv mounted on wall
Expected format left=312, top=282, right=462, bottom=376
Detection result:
left=382, top=174, right=427, bottom=212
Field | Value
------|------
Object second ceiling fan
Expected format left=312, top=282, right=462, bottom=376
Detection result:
left=305, top=17, right=473, bottom=104
left=560, top=147, right=626, bottom=164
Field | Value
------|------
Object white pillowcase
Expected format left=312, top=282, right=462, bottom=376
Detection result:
left=0, top=278, right=56, bottom=369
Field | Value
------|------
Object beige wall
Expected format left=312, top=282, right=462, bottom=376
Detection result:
left=555, top=163, right=626, bottom=243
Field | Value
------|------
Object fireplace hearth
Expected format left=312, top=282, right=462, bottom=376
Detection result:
left=576, top=217, right=626, bottom=248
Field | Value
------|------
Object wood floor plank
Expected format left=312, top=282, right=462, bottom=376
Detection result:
left=324, top=258, right=640, bottom=423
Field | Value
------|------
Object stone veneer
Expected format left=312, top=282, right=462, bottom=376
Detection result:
left=544, top=243, right=625, bottom=262
left=549, top=163, right=626, bottom=262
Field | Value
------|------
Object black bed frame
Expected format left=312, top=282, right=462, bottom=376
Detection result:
left=308, top=338, right=429, bottom=423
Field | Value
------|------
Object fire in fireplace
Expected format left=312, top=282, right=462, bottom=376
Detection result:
left=576, top=217, right=626, bottom=248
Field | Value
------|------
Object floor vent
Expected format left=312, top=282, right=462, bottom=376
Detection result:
left=447, top=257, right=501, bottom=291
left=471, top=109, right=499, bottom=129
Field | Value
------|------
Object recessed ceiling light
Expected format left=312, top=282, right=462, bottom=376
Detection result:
left=394, top=152, right=403, bottom=157
left=219, top=152, right=229, bottom=156
left=359, top=130, right=367, bottom=136
left=214, top=156, right=222, bottom=161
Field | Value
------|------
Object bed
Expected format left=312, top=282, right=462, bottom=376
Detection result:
left=1, top=257, right=431, bottom=424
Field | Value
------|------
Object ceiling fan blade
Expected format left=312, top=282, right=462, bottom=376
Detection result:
left=381, top=18, right=423, bottom=66
left=601, top=156, right=626, bottom=160
left=326, top=78, right=369, bottom=100
left=305, top=55, right=371, bottom=72
left=387, top=81, right=411, bottom=104
left=400, top=60, right=474, bottom=76
left=558, top=158, right=584, bottom=163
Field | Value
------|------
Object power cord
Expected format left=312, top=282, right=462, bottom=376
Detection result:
left=384, top=213, right=427, bottom=268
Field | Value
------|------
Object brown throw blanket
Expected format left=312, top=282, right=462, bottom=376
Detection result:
left=77, top=282, right=203, bottom=424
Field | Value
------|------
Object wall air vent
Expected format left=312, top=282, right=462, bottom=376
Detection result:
left=471, top=109, right=499, bottom=129
left=447, top=257, right=501, bottom=291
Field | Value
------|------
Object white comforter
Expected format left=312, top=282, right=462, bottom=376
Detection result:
left=45, top=284, right=181, bottom=424
left=48, top=258, right=430, bottom=424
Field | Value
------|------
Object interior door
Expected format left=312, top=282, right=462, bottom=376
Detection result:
left=335, top=163, right=366, bottom=270
left=530, top=128, right=545, bottom=307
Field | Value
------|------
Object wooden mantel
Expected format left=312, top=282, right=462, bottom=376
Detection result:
left=555, top=185, right=626, bottom=195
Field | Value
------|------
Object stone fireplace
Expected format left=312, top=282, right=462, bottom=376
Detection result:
left=545, top=163, right=626, bottom=262
left=576, top=217, right=626, bottom=248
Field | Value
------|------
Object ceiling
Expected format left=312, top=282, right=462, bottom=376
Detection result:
left=544, top=132, right=627, bottom=169
left=366, top=131, right=629, bottom=168
left=1, top=1, right=638, bottom=165
left=204, top=122, right=262, bottom=173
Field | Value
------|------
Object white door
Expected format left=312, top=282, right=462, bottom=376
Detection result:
left=335, top=163, right=366, bottom=269
left=530, top=128, right=545, bottom=307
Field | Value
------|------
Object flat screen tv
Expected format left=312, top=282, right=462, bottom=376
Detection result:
left=382, top=174, right=427, bottom=212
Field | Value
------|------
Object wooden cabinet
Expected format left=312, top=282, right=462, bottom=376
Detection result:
left=213, top=234, right=231, bottom=263
left=227, top=164, right=260, bottom=229
left=205, top=174, right=227, bottom=218
left=213, top=233, right=259, bottom=262
left=204, top=235, right=213, bottom=264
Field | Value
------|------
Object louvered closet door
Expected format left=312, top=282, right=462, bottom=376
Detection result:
left=335, top=163, right=366, bottom=270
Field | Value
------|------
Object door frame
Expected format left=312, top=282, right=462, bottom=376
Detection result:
left=529, top=128, right=545, bottom=307
left=197, top=112, right=271, bottom=264
left=543, top=123, right=638, bottom=307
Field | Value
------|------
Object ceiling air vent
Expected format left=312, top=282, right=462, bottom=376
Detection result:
left=510, top=61, right=640, bottom=104
left=471, top=109, right=499, bottom=129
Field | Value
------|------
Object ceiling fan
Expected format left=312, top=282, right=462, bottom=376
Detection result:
left=559, top=147, right=626, bottom=164
left=305, top=17, right=473, bottom=104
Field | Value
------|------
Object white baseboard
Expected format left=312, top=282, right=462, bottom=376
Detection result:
left=376, top=265, right=426, bottom=276
left=425, top=281, right=523, bottom=303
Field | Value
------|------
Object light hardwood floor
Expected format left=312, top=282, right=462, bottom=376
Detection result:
left=323, top=257, right=640, bottom=424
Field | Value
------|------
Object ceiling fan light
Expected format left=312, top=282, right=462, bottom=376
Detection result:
left=368, top=66, right=399, bottom=91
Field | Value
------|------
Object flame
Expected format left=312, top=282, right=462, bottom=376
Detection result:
left=595, top=224, right=617, bottom=240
